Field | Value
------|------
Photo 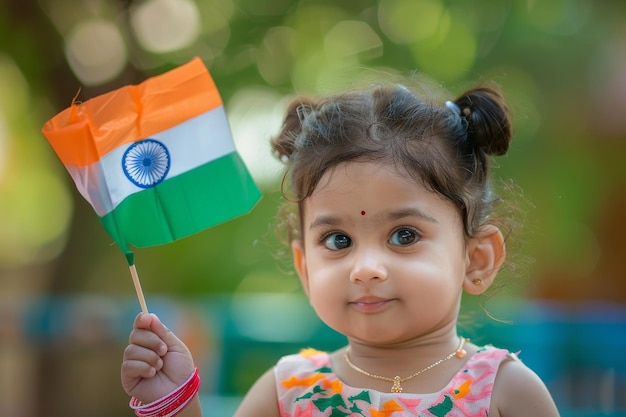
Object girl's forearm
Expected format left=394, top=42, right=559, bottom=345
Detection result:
left=176, top=394, right=203, bottom=417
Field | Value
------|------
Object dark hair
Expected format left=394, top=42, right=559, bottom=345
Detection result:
left=272, top=82, right=512, bottom=242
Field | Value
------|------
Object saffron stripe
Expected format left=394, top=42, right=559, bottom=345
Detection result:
left=42, top=57, right=222, bottom=166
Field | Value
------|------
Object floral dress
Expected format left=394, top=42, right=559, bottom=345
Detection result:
left=275, top=346, right=516, bottom=416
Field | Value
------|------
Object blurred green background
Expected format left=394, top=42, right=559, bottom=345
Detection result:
left=1, top=0, right=625, bottom=416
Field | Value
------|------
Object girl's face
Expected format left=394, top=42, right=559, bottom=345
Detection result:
left=292, top=161, right=499, bottom=346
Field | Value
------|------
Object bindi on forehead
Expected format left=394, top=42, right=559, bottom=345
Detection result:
left=361, top=210, right=366, bottom=216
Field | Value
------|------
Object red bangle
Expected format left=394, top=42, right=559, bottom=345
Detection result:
left=129, top=367, right=201, bottom=417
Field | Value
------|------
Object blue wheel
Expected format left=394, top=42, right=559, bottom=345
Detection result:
left=122, top=139, right=171, bottom=188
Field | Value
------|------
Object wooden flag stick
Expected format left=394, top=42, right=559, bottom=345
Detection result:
left=129, top=264, right=149, bottom=313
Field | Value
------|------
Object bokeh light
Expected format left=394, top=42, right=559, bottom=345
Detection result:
left=378, top=0, right=445, bottom=43
left=523, top=0, right=592, bottom=35
left=323, top=20, right=383, bottom=61
left=0, top=110, right=7, bottom=178
left=257, top=26, right=295, bottom=86
left=227, top=87, right=286, bottom=186
left=230, top=293, right=317, bottom=342
left=409, top=12, right=477, bottom=82
left=64, top=18, right=127, bottom=86
left=0, top=56, right=72, bottom=266
left=129, top=0, right=201, bottom=53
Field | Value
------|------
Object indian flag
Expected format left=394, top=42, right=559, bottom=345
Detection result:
left=41, top=58, right=262, bottom=256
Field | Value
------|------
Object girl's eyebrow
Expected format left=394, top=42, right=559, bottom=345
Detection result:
left=308, top=207, right=437, bottom=231
left=308, top=214, right=341, bottom=231
left=388, top=207, right=438, bottom=223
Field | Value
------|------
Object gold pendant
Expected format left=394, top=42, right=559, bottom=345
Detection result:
left=391, top=376, right=402, bottom=393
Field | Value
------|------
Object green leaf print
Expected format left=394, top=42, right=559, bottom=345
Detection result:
left=295, top=385, right=326, bottom=402
left=329, top=409, right=351, bottom=417
left=428, top=395, right=453, bottom=417
left=313, top=394, right=348, bottom=411
left=349, top=403, right=364, bottom=415
left=348, top=390, right=371, bottom=404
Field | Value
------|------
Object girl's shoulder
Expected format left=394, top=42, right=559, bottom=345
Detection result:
left=233, top=367, right=281, bottom=417
left=278, top=348, right=331, bottom=365
left=489, top=352, right=561, bottom=417
left=274, top=348, right=333, bottom=380
left=465, top=344, right=519, bottom=369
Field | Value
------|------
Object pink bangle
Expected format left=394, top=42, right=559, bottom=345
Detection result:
left=129, top=367, right=201, bottom=417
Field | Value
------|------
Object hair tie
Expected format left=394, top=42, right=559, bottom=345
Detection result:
left=445, top=100, right=462, bottom=116
left=445, top=100, right=470, bottom=143
left=296, top=103, right=311, bottom=124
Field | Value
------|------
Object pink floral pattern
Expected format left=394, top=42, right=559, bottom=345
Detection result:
left=275, top=346, right=515, bottom=416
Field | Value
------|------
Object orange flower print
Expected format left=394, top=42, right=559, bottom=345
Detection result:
left=370, top=399, right=404, bottom=417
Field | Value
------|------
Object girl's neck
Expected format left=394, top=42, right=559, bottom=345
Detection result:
left=331, top=330, right=475, bottom=394
left=345, top=327, right=461, bottom=359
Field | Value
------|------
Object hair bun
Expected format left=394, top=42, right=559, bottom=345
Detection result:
left=454, top=85, right=512, bottom=156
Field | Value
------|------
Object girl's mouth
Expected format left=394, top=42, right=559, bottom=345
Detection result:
left=349, top=296, right=395, bottom=313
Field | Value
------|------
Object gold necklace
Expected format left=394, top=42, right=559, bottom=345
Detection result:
left=343, top=337, right=468, bottom=393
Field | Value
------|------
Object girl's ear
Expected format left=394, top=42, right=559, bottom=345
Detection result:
left=463, top=225, right=506, bottom=295
left=291, top=240, right=310, bottom=296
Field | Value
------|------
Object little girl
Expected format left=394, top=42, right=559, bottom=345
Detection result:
left=121, top=81, right=560, bottom=416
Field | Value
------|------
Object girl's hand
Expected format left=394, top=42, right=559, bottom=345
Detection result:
left=121, top=313, right=196, bottom=403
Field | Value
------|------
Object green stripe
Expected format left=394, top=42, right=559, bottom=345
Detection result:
left=99, top=152, right=261, bottom=253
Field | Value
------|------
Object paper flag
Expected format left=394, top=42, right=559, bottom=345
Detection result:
left=41, top=58, right=262, bottom=259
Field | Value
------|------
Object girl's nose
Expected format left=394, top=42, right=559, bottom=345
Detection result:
left=349, top=249, right=388, bottom=284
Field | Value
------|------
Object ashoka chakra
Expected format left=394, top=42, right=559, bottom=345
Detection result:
left=122, top=139, right=171, bottom=188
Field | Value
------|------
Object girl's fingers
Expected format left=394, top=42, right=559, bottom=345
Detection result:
left=128, top=328, right=168, bottom=356
left=146, top=313, right=187, bottom=353
left=123, top=344, right=164, bottom=370
left=133, top=312, right=153, bottom=329
left=132, top=313, right=178, bottom=354
left=121, top=359, right=159, bottom=380
left=122, top=312, right=195, bottom=398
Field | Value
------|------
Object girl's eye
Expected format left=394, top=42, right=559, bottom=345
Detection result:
left=389, top=228, right=418, bottom=246
left=323, top=233, right=352, bottom=251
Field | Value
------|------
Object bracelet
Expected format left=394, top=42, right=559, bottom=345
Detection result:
left=129, top=367, right=201, bottom=417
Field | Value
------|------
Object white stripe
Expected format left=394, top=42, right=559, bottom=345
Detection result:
left=66, top=107, right=235, bottom=216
